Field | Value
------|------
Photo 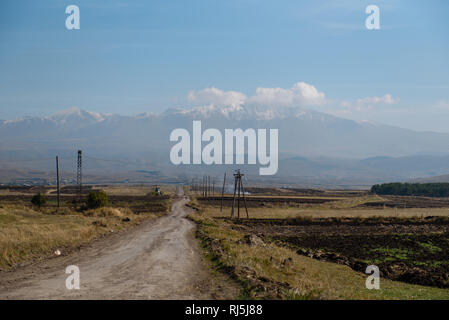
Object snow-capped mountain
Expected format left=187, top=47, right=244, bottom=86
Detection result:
left=1, top=104, right=449, bottom=186
left=160, top=104, right=315, bottom=121
left=48, top=107, right=106, bottom=125
left=1, top=105, right=449, bottom=158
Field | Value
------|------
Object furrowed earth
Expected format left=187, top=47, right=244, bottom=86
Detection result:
left=190, top=189, right=449, bottom=299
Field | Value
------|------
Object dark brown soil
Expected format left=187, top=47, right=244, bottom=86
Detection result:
left=0, top=185, right=54, bottom=194
left=229, top=217, right=449, bottom=288
left=360, top=195, right=449, bottom=208
left=244, top=187, right=325, bottom=196
left=197, top=196, right=336, bottom=208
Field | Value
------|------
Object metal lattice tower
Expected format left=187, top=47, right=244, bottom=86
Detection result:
left=76, top=150, right=82, bottom=203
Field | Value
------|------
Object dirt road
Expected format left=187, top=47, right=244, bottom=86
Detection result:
left=0, top=194, right=237, bottom=299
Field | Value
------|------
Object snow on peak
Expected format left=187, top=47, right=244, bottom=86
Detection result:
left=49, top=107, right=105, bottom=124
left=168, top=104, right=309, bottom=120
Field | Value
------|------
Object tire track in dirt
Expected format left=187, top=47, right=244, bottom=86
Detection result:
left=0, top=195, right=238, bottom=299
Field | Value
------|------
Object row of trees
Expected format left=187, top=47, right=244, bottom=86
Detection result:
left=371, top=183, right=449, bottom=197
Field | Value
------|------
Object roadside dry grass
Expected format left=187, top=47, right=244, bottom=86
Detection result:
left=0, top=204, right=167, bottom=271
left=193, top=192, right=449, bottom=219
left=189, top=203, right=449, bottom=300
left=200, top=205, right=449, bottom=219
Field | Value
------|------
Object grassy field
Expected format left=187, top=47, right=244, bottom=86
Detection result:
left=0, top=186, right=172, bottom=270
left=189, top=190, right=449, bottom=300
left=97, top=185, right=177, bottom=196
left=195, top=193, right=449, bottom=219
left=200, top=205, right=449, bottom=219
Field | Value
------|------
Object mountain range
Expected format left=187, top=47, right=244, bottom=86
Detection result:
left=1, top=105, right=449, bottom=188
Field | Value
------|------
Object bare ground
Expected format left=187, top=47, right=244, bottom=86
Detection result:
left=229, top=217, right=449, bottom=288
left=0, top=196, right=239, bottom=299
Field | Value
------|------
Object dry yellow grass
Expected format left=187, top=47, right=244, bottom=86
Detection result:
left=97, top=186, right=151, bottom=196
left=99, top=185, right=177, bottom=196
left=193, top=192, right=449, bottom=219
left=0, top=205, right=159, bottom=270
left=202, top=205, right=449, bottom=219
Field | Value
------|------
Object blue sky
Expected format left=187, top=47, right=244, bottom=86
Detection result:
left=0, top=0, right=448, bottom=132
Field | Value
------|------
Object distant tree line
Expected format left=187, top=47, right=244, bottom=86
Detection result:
left=371, top=183, right=449, bottom=197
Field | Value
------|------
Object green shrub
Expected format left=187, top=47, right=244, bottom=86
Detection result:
left=31, top=193, right=46, bottom=208
left=86, top=190, right=109, bottom=209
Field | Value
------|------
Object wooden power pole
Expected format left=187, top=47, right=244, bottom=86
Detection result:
left=230, top=170, right=249, bottom=219
left=220, top=172, right=226, bottom=213
left=76, top=150, right=83, bottom=204
left=56, top=156, right=60, bottom=208
left=208, top=175, right=211, bottom=197
left=203, top=176, right=206, bottom=197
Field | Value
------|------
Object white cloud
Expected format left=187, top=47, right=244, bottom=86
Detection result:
left=248, top=82, right=326, bottom=107
left=186, top=85, right=400, bottom=122
left=187, top=82, right=326, bottom=108
left=336, top=94, right=398, bottom=115
left=187, top=87, right=247, bottom=108
left=355, top=94, right=397, bottom=106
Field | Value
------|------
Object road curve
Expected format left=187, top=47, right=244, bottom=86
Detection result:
left=0, top=196, right=235, bottom=299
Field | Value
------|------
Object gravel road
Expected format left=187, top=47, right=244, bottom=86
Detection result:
left=0, top=193, right=237, bottom=299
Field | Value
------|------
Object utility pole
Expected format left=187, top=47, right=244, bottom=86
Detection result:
left=56, top=156, right=60, bottom=208
left=240, top=173, right=249, bottom=218
left=76, top=150, right=82, bottom=204
left=220, top=172, right=226, bottom=213
left=231, top=173, right=237, bottom=218
left=208, top=175, right=211, bottom=197
left=203, top=176, right=206, bottom=197
left=230, top=169, right=249, bottom=219
left=237, top=173, right=241, bottom=218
